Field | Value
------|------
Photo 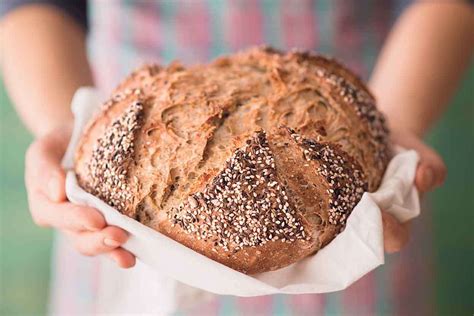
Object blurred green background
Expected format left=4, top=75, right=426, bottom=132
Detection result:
left=0, top=65, right=473, bottom=315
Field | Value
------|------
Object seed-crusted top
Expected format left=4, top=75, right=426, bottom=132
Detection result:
left=85, top=101, right=143, bottom=211
left=102, top=88, right=143, bottom=111
left=318, top=69, right=389, bottom=167
left=288, top=128, right=367, bottom=228
left=167, top=130, right=308, bottom=252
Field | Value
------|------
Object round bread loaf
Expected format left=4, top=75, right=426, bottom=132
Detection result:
left=74, top=47, right=390, bottom=274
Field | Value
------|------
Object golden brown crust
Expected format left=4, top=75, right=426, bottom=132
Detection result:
left=74, top=47, right=390, bottom=274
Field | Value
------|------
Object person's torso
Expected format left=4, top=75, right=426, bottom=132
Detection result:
left=88, top=0, right=404, bottom=94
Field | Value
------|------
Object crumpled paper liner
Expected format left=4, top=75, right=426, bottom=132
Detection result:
left=63, top=88, right=420, bottom=296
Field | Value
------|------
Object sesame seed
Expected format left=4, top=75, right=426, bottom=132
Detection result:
left=288, top=128, right=367, bottom=228
left=85, top=101, right=143, bottom=213
left=167, top=130, right=307, bottom=252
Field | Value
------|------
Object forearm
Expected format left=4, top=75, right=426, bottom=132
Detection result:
left=1, top=4, right=93, bottom=138
left=370, top=1, right=474, bottom=137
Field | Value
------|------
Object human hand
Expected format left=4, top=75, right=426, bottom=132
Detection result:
left=25, top=126, right=136, bottom=268
left=382, top=129, right=447, bottom=253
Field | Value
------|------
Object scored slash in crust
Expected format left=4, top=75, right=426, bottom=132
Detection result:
left=167, top=130, right=308, bottom=253
left=167, top=127, right=368, bottom=254
left=287, top=128, right=367, bottom=229
left=84, top=101, right=144, bottom=212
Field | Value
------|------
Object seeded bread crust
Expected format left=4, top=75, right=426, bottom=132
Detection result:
left=74, top=47, right=390, bottom=274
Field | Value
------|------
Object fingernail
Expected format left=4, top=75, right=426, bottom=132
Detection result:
left=422, top=167, right=435, bottom=190
left=104, top=238, right=121, bottom=247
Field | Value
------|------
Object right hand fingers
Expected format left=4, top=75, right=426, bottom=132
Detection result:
left=28, top=189, right=105, bottom=231
left=64, top=226, right=129, bottom=256
left=25, top=133, right=69, bottom=202
left=107, top=248, right=136, bottom=268
left=25, top=130, right=136, bottom=268
left=64, top=226, right=136, bottom=268
left=25, top=130, right=106, bottom=231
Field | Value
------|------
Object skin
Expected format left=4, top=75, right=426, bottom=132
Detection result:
left=370, top=1, right=473, bottom=251
left=1, top=1, right=473, bottom=268
left=1, top=5, right=135, bottom=268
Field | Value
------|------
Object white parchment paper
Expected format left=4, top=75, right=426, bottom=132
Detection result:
left=63, top=88, right=420, bottom=296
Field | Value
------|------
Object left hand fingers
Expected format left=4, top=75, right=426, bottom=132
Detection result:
left=391, top=130, right=447, bottom=193
left=415, top=155, right=446, bottom=194
left=106, top=248, right=136, bottom=268
left=382, top=212, right=411, bottom=253
left=63, top=225, right=129, bottom=256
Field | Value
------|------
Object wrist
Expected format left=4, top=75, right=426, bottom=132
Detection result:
left=369, top=84, right=428, bottom=138
left=383, top=113, right=426, bottom=139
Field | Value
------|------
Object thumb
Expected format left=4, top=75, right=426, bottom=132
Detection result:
left=391, top=130, right=446, bottom=194
left=414, top=151, right=447, bottom=194
left=47, top=168, right=67, bottom=202
left=415, top=164, right=435, bottom=194
left=25, top=134, right=69, bottom=202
